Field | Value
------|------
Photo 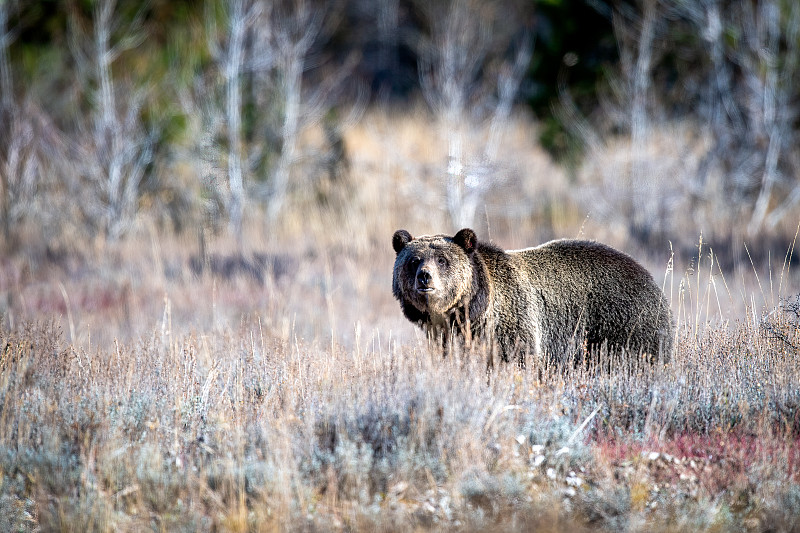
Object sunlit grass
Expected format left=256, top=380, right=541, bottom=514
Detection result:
left=2, top=109, right=800, bottom=531
left=2, top=289, right=799, bottom=531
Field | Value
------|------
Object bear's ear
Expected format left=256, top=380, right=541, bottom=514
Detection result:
left=392, top=230, right=413, bottom=254
left=453, top=228, right=477, bottom=254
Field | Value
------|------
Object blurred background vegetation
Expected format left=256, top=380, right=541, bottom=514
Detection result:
left=1, top=0, right=800, bottom=257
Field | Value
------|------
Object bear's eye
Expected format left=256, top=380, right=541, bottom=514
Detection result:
left=437, top=256, right=448, bottom=268
left=409, top=257, right=421, bottom=269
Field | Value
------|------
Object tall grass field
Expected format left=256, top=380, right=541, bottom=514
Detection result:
left=2, top=109, right=800, bottom=532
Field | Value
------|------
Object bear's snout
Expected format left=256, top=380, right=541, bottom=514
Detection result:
left=415, top=267, right=434, bottom=292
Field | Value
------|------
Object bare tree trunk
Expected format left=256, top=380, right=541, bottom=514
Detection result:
left=93, top=0, right=123, bottom=236
left=266, top=0, right=321, bottom=221
left=629, top=0, right=657, bottom=238
left=445, top=107, right=465, bottom=227
left=223, top=0, right=248, bottom=248
left=0, top=1, right=12, bottom=244
left=630, top=0, right=655, bottom=153
left=0, top=1, right=12, bottom=110
left=268, top=56, right=302, bottom=221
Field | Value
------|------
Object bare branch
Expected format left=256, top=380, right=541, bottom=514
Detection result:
left=416, top=0, right=530, bottom=228
left=266, top=0, right=328, bottom=220
left=66, top=0, right=154, bottom=240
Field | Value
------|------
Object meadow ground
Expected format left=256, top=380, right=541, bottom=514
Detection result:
left=2, top=108, right=800, bottom=531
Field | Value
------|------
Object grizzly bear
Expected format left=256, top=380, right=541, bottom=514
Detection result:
left=392, top=228, right=673, bottom=366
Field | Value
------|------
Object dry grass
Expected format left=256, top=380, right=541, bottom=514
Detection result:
left=2, top=108, right=800, bottom=531
left=2, top=287, right=800, bottom=531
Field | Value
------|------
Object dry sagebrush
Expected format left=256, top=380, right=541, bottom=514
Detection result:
left=1, top=294, right=800, bottom=531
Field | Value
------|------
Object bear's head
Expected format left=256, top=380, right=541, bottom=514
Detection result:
left=392, top=228, right=479, bottom=320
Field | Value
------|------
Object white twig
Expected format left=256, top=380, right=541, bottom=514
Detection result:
left=568, top=405, right=602, bottom=444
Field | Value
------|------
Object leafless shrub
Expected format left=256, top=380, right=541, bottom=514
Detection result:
left=416, top=0, right=532, bottom=228
left=205, top=0, right=269, bottom=245
left=760, top=293, right=800, bottom=355
left=66, top=0, right=154, bottom=241
left=0, top=0, right=39, bottom=248
left=192, top=0, right=354, bottom=245
left=0, top=106, right=39, bottom=248
left=574, top=0, right=800, bottom=244
left=676, top=0, right=800, bottom=236
left=3, top=295, right=800, bottom=531
left=264, top=0, right=327, bottom=221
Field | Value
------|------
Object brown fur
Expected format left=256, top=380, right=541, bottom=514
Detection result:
left=392, top=228, right=673, bottom=366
